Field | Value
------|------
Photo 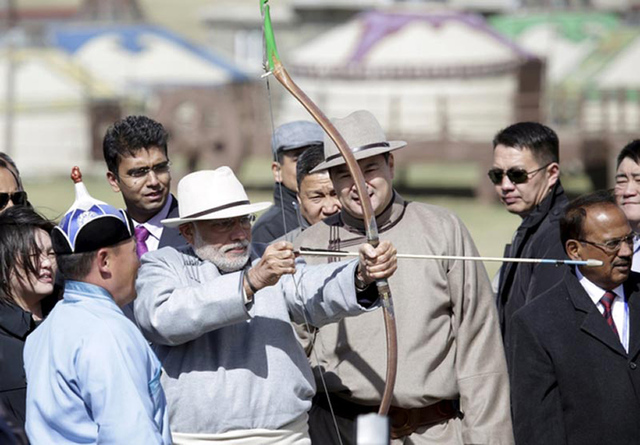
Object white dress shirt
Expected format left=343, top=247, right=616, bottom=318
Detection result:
left=576, top=267, right=629, bottom=352
left=131, top=195, right=173, bottom=252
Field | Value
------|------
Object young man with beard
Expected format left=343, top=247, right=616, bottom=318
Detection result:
left=104, top=116, right=185, bottom=256
left=614, top=139, right=640, bottom=272
left=294, top=110, right=512, bottom=444
left=133, top=167, right=397, bottom=444
left=509, top=191, right=640, bottom=444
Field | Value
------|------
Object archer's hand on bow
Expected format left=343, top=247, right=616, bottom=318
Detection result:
left=356, top=241, right=398, bottom=287
left=245, top=241, right=296, bottom=295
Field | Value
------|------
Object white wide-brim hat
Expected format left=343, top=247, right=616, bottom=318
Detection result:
left=162, top=167, right=272, bottom=228
left=311, top=110, right=406, bottom=173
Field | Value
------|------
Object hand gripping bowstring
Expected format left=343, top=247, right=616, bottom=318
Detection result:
left=260, top=0, right=398, bottom=430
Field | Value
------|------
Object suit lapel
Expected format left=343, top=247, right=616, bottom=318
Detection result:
left=565, top=269, right=628, bottom=358
left=158, top=195, right=184, bottom=249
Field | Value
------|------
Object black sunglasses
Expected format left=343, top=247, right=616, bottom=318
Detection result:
left=487, top=163, right=551, bottom=185
left=0, top=191, right=27, bottom=210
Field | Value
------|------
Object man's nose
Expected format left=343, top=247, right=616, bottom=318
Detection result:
left=146, top=170, right=160, bottom=187
left=624, top=181, right=638, bottom=197
left=322, top=198, right=340, bottom=215
left=230, top=223, right=249, bottom=241
left=500, top=175, right=516, bottom=191
left=619, top=239, right=634, bottom=257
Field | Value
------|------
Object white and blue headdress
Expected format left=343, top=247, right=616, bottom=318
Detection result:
left=52, top=167, right=132, bottom=254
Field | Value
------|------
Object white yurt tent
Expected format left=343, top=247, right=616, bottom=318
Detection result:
left=0, top=48, right=113, bottom=176
left=279, top=10, right=536, bottom=141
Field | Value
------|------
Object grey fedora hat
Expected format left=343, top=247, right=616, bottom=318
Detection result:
left=311, top=110, right=406, bottom=173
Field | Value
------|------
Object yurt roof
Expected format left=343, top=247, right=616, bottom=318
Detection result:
left=49, top=24, right=249, bottom=92
left=490, top=13, right=621, bottom=84
left=289, top=10, right=535, bottom=80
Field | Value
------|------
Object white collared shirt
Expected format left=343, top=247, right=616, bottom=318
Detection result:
left=576, top=267, right=629, bottom=352
left=131, top=195, right=173, bottom=252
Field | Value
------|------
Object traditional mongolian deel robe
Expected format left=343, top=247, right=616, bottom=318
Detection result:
left=133, top=245, right=375, bottom=435
left=294, top=193, right=514, bottom=444
left=23, top=281, right=171, bottom=445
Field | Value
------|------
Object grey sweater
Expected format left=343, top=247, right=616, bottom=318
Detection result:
left=134, top=245, right=372, bottom=434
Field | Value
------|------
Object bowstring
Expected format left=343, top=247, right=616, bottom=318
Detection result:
left=262, top=60, right=344, bottom=445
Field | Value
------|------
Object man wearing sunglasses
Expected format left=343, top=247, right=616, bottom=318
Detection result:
left=614, top=140, right=640, bottom=272
left=134, top=167, right=397, bottom=443
left=509, top=191, right=640, bottom=444
left=104, top=116, right=185, bottom=258
left=490, top=122, right=568, bottom=341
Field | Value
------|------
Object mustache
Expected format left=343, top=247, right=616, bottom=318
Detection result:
left=220, top=240, right=250, bottom=254
left=613, top=258, right=631, bottom=267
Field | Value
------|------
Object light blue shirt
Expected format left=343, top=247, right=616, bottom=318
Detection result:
left=24, top=281, right=171, bottom=444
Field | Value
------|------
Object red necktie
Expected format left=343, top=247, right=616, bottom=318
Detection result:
left=600, top=291, right=618, bottom=337
left=134, top=225, right=150, bottom=258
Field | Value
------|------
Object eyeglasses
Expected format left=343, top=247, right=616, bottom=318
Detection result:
left=207, top=214, right=255, bottom=233
left=122, top=162, right=171, bottom=180
left=0, top=191, right=28, bottom=210
left=487, top=163, right=551, bottom=185
left=579, top=233, right=636, bottom=254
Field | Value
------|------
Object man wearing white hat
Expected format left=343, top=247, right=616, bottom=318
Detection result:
left=133, top=166, right=398, bottom=444
left=294, top=110, right=513, bottom=444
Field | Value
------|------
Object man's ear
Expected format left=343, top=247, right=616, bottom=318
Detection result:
left=106, top=171, right=121, bottom=193
left=565, top=239, right=582, bottom=261
left=388, top=153, right=395, bottom=180
left=271, top=161, right=282, bottom=183
left=546, top=162, right=560, bottom=189
left=96, top=248, right=111, bottom=276
left=179, top=223, right=195, bottom=245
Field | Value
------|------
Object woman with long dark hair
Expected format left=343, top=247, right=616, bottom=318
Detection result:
left=0, top=206, right=57, bottom=430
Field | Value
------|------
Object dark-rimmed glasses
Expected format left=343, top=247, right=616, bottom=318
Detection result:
left=579, top=233, right=636, bottom=254
left=207, top=214, right=255, bottom=233
left=0, top=191, right=27, bottom=210
left=487, top=163, right=551, bottom=185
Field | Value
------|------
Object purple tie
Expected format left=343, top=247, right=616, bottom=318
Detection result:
left=600, top=291, right=619, bottom=337
left=134, top=225, right=150, bottom=258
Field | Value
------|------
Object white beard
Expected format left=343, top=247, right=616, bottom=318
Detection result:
left=192, top=228, right=250, bottom=273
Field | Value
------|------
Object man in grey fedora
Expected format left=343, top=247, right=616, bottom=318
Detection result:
left=133, top=166, right=398, bottom=444
left=294, top=110, right=513, bottom=444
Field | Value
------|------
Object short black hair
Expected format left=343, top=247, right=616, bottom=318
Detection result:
left=560, top=190, right=617, bottom=251
left=296, top=145, right=326, bottom=189
left=103, top=115, right=169, bottom=174
left=55, top=251, right=97, bottom=282
left=493, top=122, right=559, bottom=165
left=616, top=140, right=640, bottom=168
left=0, top=206, right=55, bottom=304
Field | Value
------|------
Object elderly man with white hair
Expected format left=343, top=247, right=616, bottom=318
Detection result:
left=133, top=166, right=397, bottom=444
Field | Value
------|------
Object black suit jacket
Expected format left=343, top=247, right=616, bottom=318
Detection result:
left=157, top=195, right=184, bottom=249
left=498, top=182, right=569, bottom=341
left=509, top=269, right=640, bottom=445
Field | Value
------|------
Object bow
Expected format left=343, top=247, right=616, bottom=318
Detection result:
left=260, top=0, right=398, bottom=416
